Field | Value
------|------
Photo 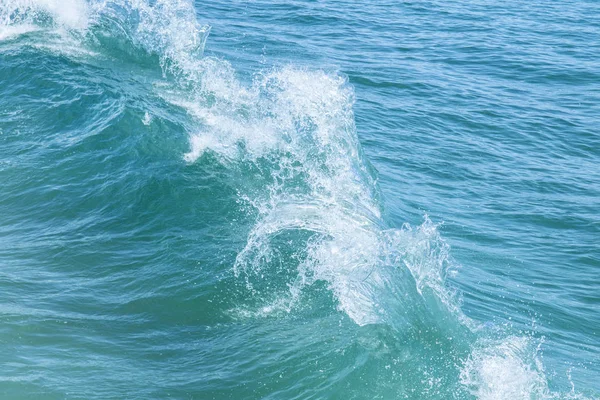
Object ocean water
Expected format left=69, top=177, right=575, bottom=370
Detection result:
left=0, top=0, right=598, bottom=398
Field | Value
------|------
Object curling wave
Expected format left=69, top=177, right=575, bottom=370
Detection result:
left=0, top=1, right=595, bottom=398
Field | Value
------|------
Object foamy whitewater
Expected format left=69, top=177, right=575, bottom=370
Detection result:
left=1, top=0, right=598, bottom=398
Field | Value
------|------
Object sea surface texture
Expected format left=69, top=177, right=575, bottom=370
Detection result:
left=0, top=0, right=598, bottom=399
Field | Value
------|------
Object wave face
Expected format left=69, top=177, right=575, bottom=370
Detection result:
left=1, top=0, right=598, bottom=399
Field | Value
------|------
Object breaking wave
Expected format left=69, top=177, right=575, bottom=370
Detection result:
left=1, top=1, right=594, bottom=398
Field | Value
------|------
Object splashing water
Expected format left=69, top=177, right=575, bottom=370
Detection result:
left=1, top=0, right=597, bottom=399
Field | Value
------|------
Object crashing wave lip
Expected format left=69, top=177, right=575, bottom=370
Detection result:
left=0, top=0, right=98, bottom=60
left=0, top=0, right=90, bottom=30
left=0, top=23, right=37, bottom=41
left=0, top=0, right=211, bottom=70
left=460, top=336, right=549, bottom=400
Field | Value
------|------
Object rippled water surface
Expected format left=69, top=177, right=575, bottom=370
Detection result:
left=1, top=0, right=599, bottom=398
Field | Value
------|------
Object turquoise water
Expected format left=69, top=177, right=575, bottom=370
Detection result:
left=1, top=0, right=599, bottom=398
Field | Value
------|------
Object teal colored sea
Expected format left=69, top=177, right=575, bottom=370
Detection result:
left=1, top=0, right=598, bottom=398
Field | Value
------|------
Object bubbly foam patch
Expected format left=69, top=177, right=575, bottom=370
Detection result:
left=0, top=23, right=37, bottom=40
left=0, top=0, right=210, bottom=67
left=103, top=0, right=210, bottom=71
left=459, top=337, right=596, bottom=400
left=0, top=0, right=90, bottom=31
left=461, top=337, right=550, bottom=400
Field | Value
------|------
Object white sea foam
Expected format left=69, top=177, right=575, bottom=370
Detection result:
left=0, top=0, right=90, bottom=31
left=461, top=336, right=550, bottom=400
left=102, top=0, right=210, bottom=70
left=460, top=335, right=598, bottom=400
left=141, top=111, right=152, bottom=126
left=0, top=23, right=37, bottom=40
left=35, top=0, right=89, bottom=28
left=0, top=0, right=97, bottom=61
